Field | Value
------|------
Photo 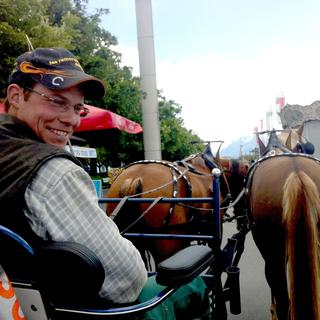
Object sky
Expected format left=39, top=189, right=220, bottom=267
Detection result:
left=87, top=0, right=320, bottom=147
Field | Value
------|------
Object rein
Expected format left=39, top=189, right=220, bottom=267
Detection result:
left=220, top=187, right=245, bottom=211
left=119, top=197, right=163, bottom=235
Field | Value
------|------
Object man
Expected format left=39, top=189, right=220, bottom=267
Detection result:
left=0, top=48, right=208, bottom=319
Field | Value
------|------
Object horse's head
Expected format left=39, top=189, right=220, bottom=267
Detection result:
left=257, top=130, right=291, bottom=156
left=184, top=144, right=250, bottom=179
left=278, top=124, right=315, bottom=155
left=256, top=126, right=315, bottom=157
left=182, top=145, right=250, bottom=226
left=181, top=144, right=218, bottom=174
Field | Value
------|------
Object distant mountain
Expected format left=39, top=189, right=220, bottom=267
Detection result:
left=221, top=135, right=258, bottom=158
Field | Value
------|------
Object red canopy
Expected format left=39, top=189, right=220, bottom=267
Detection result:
left=0, top=103, right=143, bottom=134
left=77, top=104, right=143, bottom=134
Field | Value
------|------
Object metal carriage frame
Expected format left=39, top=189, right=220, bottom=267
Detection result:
left=0, top=174, right=248, bottom=320
left=100, top=173, right=249, bottom=319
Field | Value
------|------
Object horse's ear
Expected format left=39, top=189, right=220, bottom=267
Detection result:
left=216, top=144, right=221, bottom=161
left=297, top=122, right=304, bottom=139
left=257, top=134, right=266, bottom=156
left=204, top=143, right=215, bottom=159
left=284, top=130, right=293, bottom=150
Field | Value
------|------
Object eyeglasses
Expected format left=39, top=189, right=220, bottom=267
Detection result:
left=24, top=87, right=89, bottom=117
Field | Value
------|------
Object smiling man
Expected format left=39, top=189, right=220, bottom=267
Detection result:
left=0, top=48, right=209, bottom=319
left=0, top=47, right=148, bottom=304
left=7, top=84, right=84, bottom=147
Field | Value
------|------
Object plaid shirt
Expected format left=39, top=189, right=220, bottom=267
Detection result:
left=24, top=157, right=147, bottom=303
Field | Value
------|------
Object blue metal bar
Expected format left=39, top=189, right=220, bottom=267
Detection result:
left=124, top=233, right=215, bottom=240
left=101, top=174, right=221, bottom=243
left=0, top=225, right=35, bottom=255
left=99, top=197, right=214, bottom=203
left=213, top=174, right=221, bottom=242
left=147, top=271, right=214, bottom=280
left=55, top=286, right=176, bottom=316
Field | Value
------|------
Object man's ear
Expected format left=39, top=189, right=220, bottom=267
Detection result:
left=6, top=84, right=22, bottom=109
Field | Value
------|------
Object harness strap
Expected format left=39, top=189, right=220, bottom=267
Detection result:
left=180, top=154, right=232, bottom=206
left=161, top=162, right=193, bottom=226
left=120, top=197, right=163, bottom=235
left=163, top=166, right=179, bottom=226
left=110, top=156, right=235, bottom=230
left=109, top=161, right=195, bottom=230
left=109, top=196, right=130, bottom=220
left=221, top=188, right=245, bottom=211
left=220, top=171, right=232, bottom=202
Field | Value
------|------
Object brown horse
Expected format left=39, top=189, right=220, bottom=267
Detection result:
left=106, top=144, right=249, bottom=264
left=246, top=130, right=320, bottom=319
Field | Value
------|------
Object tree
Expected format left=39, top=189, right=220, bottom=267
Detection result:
left=0, top=0, right=204, bottom=169
left=0, top=0, right=80, bottom=95
left=158, top=94, right=204, bottom=161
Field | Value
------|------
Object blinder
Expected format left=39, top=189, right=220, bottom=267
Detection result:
left=296, top=142, right=315, bottom=155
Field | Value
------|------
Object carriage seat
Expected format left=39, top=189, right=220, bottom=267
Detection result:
left=0, top=225, right=213, bottom=319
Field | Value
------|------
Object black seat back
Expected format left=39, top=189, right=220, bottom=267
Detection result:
left=0, top=225, right=36, bottom=281
left=0, top=225, right=105, bottom=305
left=36, top=241, right=105, bottom=305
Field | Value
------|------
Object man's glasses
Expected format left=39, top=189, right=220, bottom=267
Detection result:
left=24, top=87, right=89, bottom=117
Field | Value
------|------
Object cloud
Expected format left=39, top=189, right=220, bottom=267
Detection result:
left=111, top=44, right=140, bottom=76
left=113, top=43, right=320, bottom=145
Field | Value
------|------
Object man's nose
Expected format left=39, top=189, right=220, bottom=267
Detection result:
left=58, top=108, right=81, bottom=127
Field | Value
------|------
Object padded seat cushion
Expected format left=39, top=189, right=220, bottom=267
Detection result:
left=36, top=241, right=105, bottom=303
left=156, top=245, right=213, bottom=286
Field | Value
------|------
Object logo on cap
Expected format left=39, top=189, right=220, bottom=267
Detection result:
left=52, top=76, right=64, bottom=86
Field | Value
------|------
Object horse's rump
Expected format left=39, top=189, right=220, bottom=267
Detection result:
left=107, top=162, right=210, bottom=227
left=248, top=155, right=320, bottom=320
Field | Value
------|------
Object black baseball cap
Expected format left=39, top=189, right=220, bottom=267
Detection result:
left=8, top=48, right=106, bottom=99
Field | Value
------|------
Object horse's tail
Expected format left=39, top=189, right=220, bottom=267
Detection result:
left=119, top=177, right=143, bottom=197
left=112, top=177, right=143, bottom=227
left=282, top=171, right=320, bottom=320
left=107, top=176, right=142, bottom=219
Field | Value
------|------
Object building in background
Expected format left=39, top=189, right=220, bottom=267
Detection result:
left=279, top=100, right=320, bottom=158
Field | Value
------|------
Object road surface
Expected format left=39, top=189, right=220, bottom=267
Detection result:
left=224, top=221, right=271, bottom=320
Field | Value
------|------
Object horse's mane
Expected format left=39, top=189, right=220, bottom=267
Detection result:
left=185, top=153, right=208, bottom=170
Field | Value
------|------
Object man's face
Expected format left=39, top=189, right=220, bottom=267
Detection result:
left=9, top=84, right=83, bottom=148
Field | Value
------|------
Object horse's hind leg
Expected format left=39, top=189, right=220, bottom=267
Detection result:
left=252, top=227, right=289, bottom=320
left=264, top=254, right=289, bottom=320
left=270, top=296, right=280, bottom=320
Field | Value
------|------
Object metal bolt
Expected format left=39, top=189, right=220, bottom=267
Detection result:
left=212, top=168, right=221, bottom=177
left=31, top=304, right=38, bottom=312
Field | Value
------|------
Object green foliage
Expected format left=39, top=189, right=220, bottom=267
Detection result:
left=42, top=0, right=73, bottom=26
left=0, top=0, right=204, bottom=167
left=158, top=94, right=204, bottom=161
left=0, top=0, right=74, bottom=95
